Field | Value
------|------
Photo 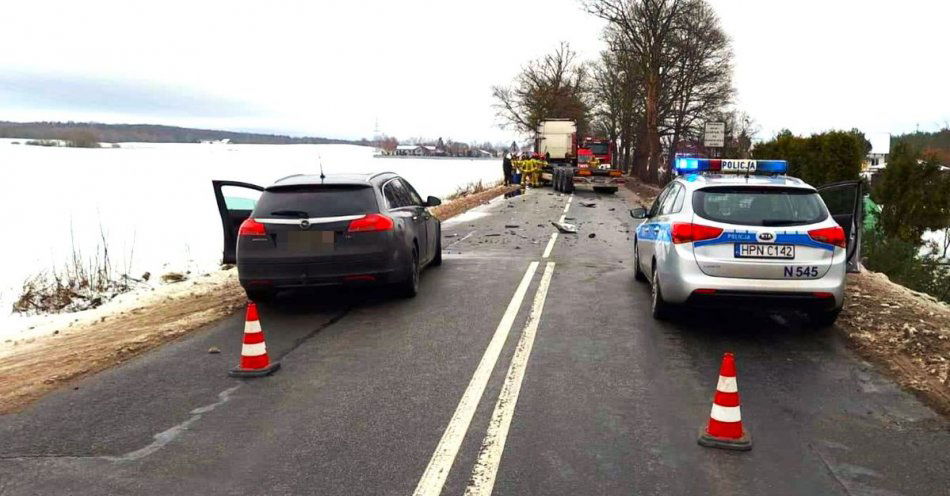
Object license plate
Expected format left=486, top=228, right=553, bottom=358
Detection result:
left=288, top=231, right=334, bottom=252
left=734, top=243, right=794, bottom=259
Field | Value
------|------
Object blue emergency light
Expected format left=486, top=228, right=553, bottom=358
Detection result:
left=674, top=158, right=788, bottom=175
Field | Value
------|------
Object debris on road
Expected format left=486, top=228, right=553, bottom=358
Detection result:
left=504, top=224, right=520, bottom=228
left=484, top=233, right=501, bottom=237
left=579, top=201, right=597, bottom=208
left=552, top=221, right=578, bottom=234
left=208, top=346, right=221, bottom=354
left=588, top=233, right=596, bottom=238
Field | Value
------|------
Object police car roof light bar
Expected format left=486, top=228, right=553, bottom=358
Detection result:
left=673, top=158, right=787, bottom=176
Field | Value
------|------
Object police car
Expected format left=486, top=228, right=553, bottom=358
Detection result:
left=630, top=158, right=863, bottom=327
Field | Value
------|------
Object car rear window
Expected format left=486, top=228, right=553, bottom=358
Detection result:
left=254, top=185, right=378, bottom=218
left=692, top=187, right=828, bottom=227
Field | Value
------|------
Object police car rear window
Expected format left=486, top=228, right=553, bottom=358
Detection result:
left=692, top=187, right=828, bottom=227
left=254, top=185, right=378, bottom=218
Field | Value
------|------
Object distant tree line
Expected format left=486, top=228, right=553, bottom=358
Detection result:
left=376, top=134, right=512, bottom=157
left=892, top=128, right=950, bottom=165
left=0, top=121, right=361, bottom=146
left=752, top=129, right=869, bottom=186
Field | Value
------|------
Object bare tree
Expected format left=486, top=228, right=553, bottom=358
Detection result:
left=492, top=42, right=592, bottom=138
left=659, top=0, right=733, bottom=178
left=585, top=0, right=735, bottom=184
left=586, top=0, right=683, bottom=182
left=591, top=43, right=645, bottom=174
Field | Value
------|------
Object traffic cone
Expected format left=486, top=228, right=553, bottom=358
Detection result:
left=229, top=302, right=280, bottom=378
left=698, top=352, right=751, bottom=451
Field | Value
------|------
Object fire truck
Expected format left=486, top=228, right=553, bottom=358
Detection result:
left=534, top=119, right=625, bottom=194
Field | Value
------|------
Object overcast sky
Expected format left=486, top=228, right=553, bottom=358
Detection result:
left=1, top=0, right=947, bottom=143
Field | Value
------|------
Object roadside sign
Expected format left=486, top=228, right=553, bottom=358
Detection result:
left=704, top=122, right=725, bottom=148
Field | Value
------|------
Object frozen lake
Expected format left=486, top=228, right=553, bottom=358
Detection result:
left=0, top=140, right=503, bottom=333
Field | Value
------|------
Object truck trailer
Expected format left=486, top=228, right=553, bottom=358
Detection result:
left=533, top=119, right=625, bottom=194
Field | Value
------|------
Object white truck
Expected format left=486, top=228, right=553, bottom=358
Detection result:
left=535, top=119, right=625, bottom=194
left=536, top=119, right=576, bottom=165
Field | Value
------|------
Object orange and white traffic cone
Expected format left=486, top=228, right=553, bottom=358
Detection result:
left=229, top=302, right=280, bottom=378
left=698, top=352, right=751, bottom=450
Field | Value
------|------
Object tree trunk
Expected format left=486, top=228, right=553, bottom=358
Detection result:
left=644, top=73, right=662, bottom=184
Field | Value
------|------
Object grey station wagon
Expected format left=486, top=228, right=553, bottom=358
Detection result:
left=212, top=172, right=442, bottom=301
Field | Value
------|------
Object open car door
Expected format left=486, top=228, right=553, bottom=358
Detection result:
left=817, top=180, right=863, bottom=273
left=212, top=180, right=264, bottom=264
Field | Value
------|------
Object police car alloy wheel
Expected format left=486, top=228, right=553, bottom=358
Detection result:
left=651, top=267, right=670, bottom=320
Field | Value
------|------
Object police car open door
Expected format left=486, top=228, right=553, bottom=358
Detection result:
left=212, top=180, right=264, bottom=264
left=817, top=180, right=863, bottom=273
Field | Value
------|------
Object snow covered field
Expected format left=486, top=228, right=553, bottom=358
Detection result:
left=0, top=140, right=503, bottom=338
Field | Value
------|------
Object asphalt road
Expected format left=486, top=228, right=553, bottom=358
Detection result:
left=1, top=187, right=948, bottom=496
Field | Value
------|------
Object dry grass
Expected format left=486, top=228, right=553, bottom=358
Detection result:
left=445, top=179, right=502, bottom=201
left=431, top=184, right=520, bottom=221
left=13, top=228, right=135, bottom=315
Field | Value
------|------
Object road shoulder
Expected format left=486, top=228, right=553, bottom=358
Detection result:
left=0, top=184, right=519, bottom=414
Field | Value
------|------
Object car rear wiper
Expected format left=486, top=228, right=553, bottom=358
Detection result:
left=269, top=210, right=310, bottom=218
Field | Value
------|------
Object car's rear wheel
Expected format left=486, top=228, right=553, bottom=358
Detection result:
left=634, top=239, right=647, bottom=282
left=651, top=265, right=671, bottom=320
left=808, top=308, right=841, bottom=328
left=401, top=247, right=420, bottom=298
left=245, top=288, right=276, bottom=303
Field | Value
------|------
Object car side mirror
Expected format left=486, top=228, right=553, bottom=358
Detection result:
left=629, top=207, right=647, bottom=219
left=426, top=196, right=442, bottom=207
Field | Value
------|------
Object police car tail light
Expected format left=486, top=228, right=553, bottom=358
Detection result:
left=348, top=213, right=394, bottom=233
left=671, top=223, right=723, bottom=244
left=807, top=226, right=846, bottom=248
left=238, top=218, right=267, bottom=237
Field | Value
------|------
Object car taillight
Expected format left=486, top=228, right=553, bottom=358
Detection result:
left=671, top=223, right=723, bottom=244
left=609, top=170, right=622, bottom=177
left=238, top=218, right=266, bottom=237
left=808, top=226, right=846, bottom=248
left=348, top=213, right=394, bottom=233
